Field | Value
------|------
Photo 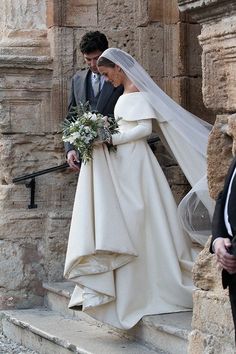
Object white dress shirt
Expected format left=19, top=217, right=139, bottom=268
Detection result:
left=91, top=73, right=105, bottom=96
left=224, top=166, right=236, bottom=237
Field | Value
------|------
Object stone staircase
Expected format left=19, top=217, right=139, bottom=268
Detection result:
left=0, top=281, right=192, bottom=354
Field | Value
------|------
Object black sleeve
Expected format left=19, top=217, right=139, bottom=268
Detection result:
left=210, top=158, right=236, bottom=252
left=64, top=77, right=77, bottom=156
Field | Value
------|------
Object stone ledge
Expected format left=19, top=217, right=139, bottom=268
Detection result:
left=1, top=309, right=162, bottom=354
left=44, top=281, right=191, bottom=354
left=0, top=55, right=53, bottom=69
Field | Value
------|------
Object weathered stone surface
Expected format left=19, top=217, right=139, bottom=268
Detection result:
left=136, top=25, right=163, bottom=79
left=192, top=237, right=222, bottom=291
left=207, top=114, right=234, bottom=199
left=188, top=290, right=235, bottom=353
left=0, top=0, right=49, bottom=57
left=0, top=0, right=208, bottom=319
left=178, top=1, right=236, bottom=352
left=0, top=238, right=45, bottom=309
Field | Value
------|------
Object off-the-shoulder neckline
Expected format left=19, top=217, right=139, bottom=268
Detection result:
left=122, top=91, right=142, bottom=96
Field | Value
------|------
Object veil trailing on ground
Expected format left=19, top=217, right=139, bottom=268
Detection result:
left=100, top=48, right=214, bottom=246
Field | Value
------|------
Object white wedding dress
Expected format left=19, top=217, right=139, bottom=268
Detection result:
left=64, top=92, right=196, bottom=330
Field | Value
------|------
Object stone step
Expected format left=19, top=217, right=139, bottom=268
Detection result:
left=0, top=308, right=164, bottom=354
left=43, top=281, right=192, bottom=354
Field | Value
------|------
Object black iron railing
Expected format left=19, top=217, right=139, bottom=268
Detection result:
left=12, top=136, right=159, bottom=209
left=12, top=162, right=69, bottom=209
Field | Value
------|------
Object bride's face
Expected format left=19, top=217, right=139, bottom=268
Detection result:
left=98, top=65, right=124, bottom=87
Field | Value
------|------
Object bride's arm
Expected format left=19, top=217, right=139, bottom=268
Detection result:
left=111, top=119, right=152, bottom=145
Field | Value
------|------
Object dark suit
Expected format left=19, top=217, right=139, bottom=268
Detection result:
left=64, top=69, right=123, bottom=156
left=210, top=157, right=236, bottom=338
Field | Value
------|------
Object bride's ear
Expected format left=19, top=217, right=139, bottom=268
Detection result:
left=115, top=64, right=122, bottom=72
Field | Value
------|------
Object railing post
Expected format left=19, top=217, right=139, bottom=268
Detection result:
left=25, top=178, right=37, bottom=209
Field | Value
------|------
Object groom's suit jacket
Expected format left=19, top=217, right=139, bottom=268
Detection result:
left=64, top=69, right=123, bottom=155
left=210, top=157, right=236, bottom=288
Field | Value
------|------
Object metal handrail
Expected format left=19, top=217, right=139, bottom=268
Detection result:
left=12, top=136, right=159, bottom=208
left=12, top=162, right=69, bottom=209
left=12, top=162, right=69, bottom=183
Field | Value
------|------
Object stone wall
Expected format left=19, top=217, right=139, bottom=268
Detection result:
left=178, top=1, right=236, bottom=352
left=0, top=0, right=210, bottom=312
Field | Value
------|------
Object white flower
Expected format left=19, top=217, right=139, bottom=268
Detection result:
left=84, top=126, right=90, bottom=133
left=62, top=102, right=120, bottom=163
left=91, top=113, right=98, bottom=121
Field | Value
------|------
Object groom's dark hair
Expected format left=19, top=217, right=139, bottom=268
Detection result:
left=79, top=31, right=109, bottom=54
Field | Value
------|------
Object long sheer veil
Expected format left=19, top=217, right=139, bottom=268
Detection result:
left=100, top=48, right=214, bottom=246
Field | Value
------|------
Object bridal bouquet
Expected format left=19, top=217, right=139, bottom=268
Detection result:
left=62, top=102, right=120, bottom=163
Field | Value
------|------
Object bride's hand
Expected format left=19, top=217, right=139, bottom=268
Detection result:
left=93, top=127, right=112, bottom=145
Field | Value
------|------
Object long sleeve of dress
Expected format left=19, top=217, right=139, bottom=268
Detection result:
left=112, top=119, right=152, bottom=146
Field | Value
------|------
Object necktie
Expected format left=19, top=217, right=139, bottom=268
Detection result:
left=92, top=73, right=100, bottom=97
left=228, top=169, right=236, bottom=235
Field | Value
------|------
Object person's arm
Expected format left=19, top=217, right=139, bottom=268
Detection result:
left=111, top=119, right=152, bottom=145
left=64, top=76, right=80, bottom=171
left=210, top=191, right=228, bottom=253
left=211, top=189, right=236, bottom=274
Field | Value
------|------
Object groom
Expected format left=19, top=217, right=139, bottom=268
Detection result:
left=64, top=31, right=123, bottom=170
left=210, top=156, right=236, bottom=340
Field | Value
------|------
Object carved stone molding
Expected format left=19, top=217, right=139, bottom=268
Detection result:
left=178, top=0, right=236, bottom=22
left=0, top=0, right=49, bottom=56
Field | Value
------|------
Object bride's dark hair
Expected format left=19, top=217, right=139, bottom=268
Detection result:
left=97, top=57, right=115, bottom=68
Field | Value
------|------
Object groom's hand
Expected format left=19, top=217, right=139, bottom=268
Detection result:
left=67, top=150, right=80, bottom=171
left=214, top=238, right=236, bottom=274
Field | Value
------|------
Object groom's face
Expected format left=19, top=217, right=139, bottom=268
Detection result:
left=83, top=50, right=103, bottom=73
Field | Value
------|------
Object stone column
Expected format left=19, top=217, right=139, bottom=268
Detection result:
left=178, top=1, right=236, bottom=352
left=0, top=0, right=49, bottom=56
left=0, top=0, right=75, bottom=309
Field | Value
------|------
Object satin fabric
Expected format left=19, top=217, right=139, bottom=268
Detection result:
left=64, top=93, right=195, bottom=329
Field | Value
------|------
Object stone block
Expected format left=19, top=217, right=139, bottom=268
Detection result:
left=162, top=76, right=214, bottom=122
left=47, top=0, right=97, bottom=28
left=0, top=211, right=46, bottom=240
left=199, top=18, right=236, bottom=112
left=207, top=115, right=234, bottom=199
left=136, top=0, right=181, bottom=26
left=99, top=0, right=135, bottom=30
left=164, top=23, right=201, bottom=78
left=188, top=329, right=235, bottom=354
left=42, top=212, right=71, bottom=281
left=159, top=0, right=181, bottom=24
left=136, top=26, right=163, bottom=78
left=192, top=237, right=222, bottom=291
left=0, top=69, right=53, bottom=134
left=181, top=76, right=215, bottom=123
left=0, top=174, right=76, bottom=212
left=192, top=290, right=234, bottom=337
left=0, top=238, right=46, bottom=309
left=0, top=134, right=65, bottom=183
left=134, top=0, right=150, bottom=27
left=162, top=77, right=182, bottom=105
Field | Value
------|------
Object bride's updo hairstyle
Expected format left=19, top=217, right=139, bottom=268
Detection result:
left=97, top=56, right=115, bottom=68
left=98, top=49, right=135, bottom=69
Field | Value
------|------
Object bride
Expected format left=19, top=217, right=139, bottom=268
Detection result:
left=64, top=48, right=213, bottom=330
